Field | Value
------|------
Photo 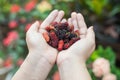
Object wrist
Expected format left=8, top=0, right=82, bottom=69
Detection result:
left=58, top=58, right=86, bottom=68
left=57, top=52, right=86, bottom=67
left=57, top=53, right=90, bottom=80
left=28, top=48, right=58, bottom=65
left=12, top=51, right=55, bottom=80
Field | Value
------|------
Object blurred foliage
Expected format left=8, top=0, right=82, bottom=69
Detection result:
left=110, top=5, right=120, bottom=16
left=88, top=45, right=120, bottom=79
left=89, top=45, right=116, bottom=64
left=85, top=0, right=109, bottom=15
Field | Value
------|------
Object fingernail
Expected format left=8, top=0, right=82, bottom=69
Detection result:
left=35, top=21, right=39, bottom=25
left=53, top=9, right=58, bottom=12
left=59, top=10, right=64, bottom=12
left=90, top=26, right=93, bottom=29
left=72, top=12, right=77, bottom=15
left=35, top=21, right=38, bottom=24
left=77, top=13, right=82, bottom=17
left=60, top=10, right=64, bottom=15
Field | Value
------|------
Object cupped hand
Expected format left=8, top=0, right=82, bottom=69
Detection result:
left=57, top=12, right=95, bottom=65
left=26, top=10, right=64, bottom=64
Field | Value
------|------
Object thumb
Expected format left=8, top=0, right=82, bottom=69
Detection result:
left=86, top=26, right=95, bottom=41
left=27, top=21, right=39, bottom=33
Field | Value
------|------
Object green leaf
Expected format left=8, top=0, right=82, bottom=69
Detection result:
left=9, top=51, right=19, bottom=60
left=90, top=50, right=100, bottom=61
left=59, top=0, right=74, bottom=2
left=49, top=0, right=57, bottom=5
left=17, top=39, right=26, bottom=46
left=97, top=45, right=105, bottom=55
left=90, top=45, right=116, bottom=65
left=0, top=51, right=5, bottom=59
left=88, top=69, right=97, bottom=80
left=9, top=14, right=17, bottom=20
left=54, top=2, right=70, bottom=16
left=104, top=47, right=116, bottom=65
left=85, top=0, right=109, bottom=15
left=111, top=65, right=120, bottom=79
left=109, top=5, right=120, bottom=17
left=0, top=14, right=5, bottom=22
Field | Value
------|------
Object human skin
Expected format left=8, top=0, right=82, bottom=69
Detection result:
left=12, top=10, right=95, bottom=80
left=57, top=12, right=95, bottom=80
left=12, top=10, right=64, bottom=80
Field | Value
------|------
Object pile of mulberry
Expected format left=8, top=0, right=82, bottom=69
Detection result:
left=43, top=22, right=80, bottom=51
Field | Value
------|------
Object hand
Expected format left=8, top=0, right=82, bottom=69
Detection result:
left=12, top=10, right=65, bottom=80
left=57, top=12, right=95, bottom=65
left=26, top=10, right=64, bottom=64
left=56, top=12, right=95, bottom=80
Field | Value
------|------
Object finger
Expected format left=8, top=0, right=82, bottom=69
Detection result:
left=27, top=21, right=39, bottom=33
left=77, top=13, right=87, bottom=38
left=39, top=28, right=47, bottom=34
left=68, top=18, right=74, bottom=30
left=71, top=12, right=79, bottom=31
left=68, top=18, right=72, bottom=26
left=86, top=26, right=95, bottom=41
left=54, top=10, right=64, bottom=23
left=40, top=10, right=58, bottom=29
left=61, top=18, right=67, bottom=23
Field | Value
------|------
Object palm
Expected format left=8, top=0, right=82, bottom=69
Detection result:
left=72, top=38, right=95, bottom=57
left=58, top=38, right=94, bottom=62
left=26, top=30, right=47, bottom=50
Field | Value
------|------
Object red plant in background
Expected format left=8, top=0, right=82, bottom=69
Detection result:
left=10, top=4, right=20, bottom=13
left=3, top=31, right=19, bottom=46
left=24, top=1, right=36, bottom=12
left=17, top=58, right=24, bottom=66
left=4, top=57, right=13, bottom=67
left=8, top=20, right=18, bottom=29
left=25, top=21, right=42, bottom=31
left=25, top=23, right=32, bottom=31
left=20, top=17, right=26, bottom=23
left=53, top=71, right=60, bottom=80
